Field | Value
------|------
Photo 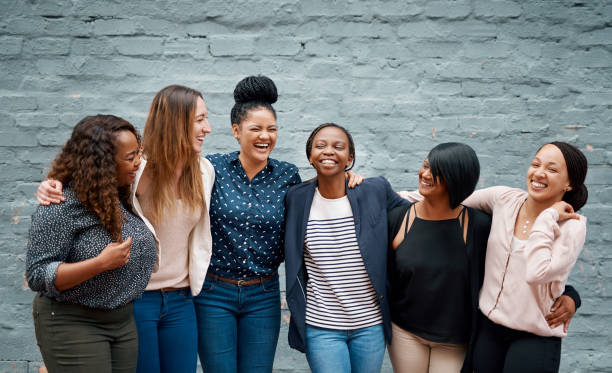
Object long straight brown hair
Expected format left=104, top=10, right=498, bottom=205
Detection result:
left=142, top=85, right=204, bottom=225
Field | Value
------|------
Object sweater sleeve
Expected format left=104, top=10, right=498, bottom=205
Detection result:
left=25, top=202, right=78, bottom=297
left=461, top=187, right=506, bottom=214
left=524, top=208, right=586, bottom=285
left=397, top=189, right=423, bottom=203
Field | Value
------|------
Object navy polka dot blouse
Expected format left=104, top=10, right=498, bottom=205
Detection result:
left=206, top=151, right=301, bottom=279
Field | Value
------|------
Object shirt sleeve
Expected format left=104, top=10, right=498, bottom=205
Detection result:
left=524, top=208, right=586, bottom=285
left=461, top=186, right=506, bottom=214
left=25, top=203, right=77, bottom=297
left=397, top=189, right=423, bottom=203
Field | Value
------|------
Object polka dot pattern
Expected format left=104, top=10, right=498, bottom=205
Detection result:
left=25, top=187, right=157, bottom=309
left=206, top=152, right=301, bottom=279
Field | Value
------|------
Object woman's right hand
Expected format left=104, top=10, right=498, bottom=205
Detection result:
left=37, top=179, right=65, bottom=205
left=551, top=201, right=580, bottom=222
left=97, top=237, right=132, bottom=271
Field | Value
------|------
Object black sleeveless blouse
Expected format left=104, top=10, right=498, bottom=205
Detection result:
left=387, top=204, right=471, bottom=344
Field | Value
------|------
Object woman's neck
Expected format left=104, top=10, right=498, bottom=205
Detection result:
left=317, top=175, right=346, bottom=199
left=417, top=196, right=461, bottom=220
left=238, top=153, right=267, bottom=181
left=522, top=197, right=552, bottom=220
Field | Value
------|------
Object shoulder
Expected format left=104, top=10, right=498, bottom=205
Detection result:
left=199, top=156, right=215, bottom=176
left=489, top=186, right=525, bottom=204
left=559, top=214, right=587, bottom=235
left=287, top=181, right=314, bottom=198
left=270, top=157, right=299, bottom=175
left=355, top=176, right=391, bottom=192
left=466, top=206, right=492, bottom=229
left=205, top=152, right=228, bottom=166
left=388, top=203, right=412, bottom=224
left=31, top=188, right=83, bottom=225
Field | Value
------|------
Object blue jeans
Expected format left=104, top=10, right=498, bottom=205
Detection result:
left=133, top=289, right=198, bottom=373
left=194, top=274, right=281, bottom=373
left=306, top=324, right=386, bottom=373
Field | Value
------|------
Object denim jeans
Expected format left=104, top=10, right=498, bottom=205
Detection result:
left=194, top=274, right=281, bottom=373
left=133, top=289, right=198, bottom=373
left=305, top=324, right=386, bottom=373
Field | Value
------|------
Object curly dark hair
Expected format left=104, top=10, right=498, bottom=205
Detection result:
left=48, top=115, right=140, bottom=241
left=230, top=75, right=278, bottom=126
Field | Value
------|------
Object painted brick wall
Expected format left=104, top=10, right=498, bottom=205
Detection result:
left=1, top=1, right=610, bottom=372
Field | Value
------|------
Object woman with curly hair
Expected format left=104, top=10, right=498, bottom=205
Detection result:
left=37, top=85, right=214, bottom=373
left=26, top=114, right=156, bottom=373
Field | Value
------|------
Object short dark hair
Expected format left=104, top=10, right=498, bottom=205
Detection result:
left=230, top=75, right=278, bottom=126
left=305, top=122, right=356, bottom=171
left=427, top=142, right=480, bottom=209
left=544, top=141, right=589, bottom=211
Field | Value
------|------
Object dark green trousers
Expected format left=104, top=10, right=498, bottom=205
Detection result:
left=33, top=293, right=138, bottom=373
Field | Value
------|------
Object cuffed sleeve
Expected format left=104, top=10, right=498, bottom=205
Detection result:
left=524, top=208, right=586, bottom=285
left=25, top=202, right=76, bottom=297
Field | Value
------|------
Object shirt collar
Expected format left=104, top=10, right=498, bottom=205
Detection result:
left=229, top=151, right=277, bottom=171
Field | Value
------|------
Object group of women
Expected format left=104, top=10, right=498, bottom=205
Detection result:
left=27, top=74, right=588, bottom=373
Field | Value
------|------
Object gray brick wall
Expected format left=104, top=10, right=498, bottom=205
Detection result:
left=1, top=1, right=610, bottom=372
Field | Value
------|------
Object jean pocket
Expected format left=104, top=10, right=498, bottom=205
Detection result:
left=200, top=280, right=215, bottom=294
left=181, top=288, right=194, bottom=300
left=261, top=276, right=280, bottom=293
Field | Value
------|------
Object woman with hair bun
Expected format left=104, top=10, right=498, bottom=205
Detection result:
left=400, top=141, right=588, bottom=373
left=26, top=115, right=156, bottom=373
left=193, top=75, right=300, bottom=373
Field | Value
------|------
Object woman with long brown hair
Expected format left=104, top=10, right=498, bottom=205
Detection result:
left=37, top=85, right=214, bottom=373
left=26, top=115, right=156, bottom=373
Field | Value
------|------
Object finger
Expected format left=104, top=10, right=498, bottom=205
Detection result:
left=563, top=319, right=571, bottom=333
left=550, top=298, right=562, bottom=312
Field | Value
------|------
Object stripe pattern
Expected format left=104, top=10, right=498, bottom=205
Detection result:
left=304, top=190, right=382, bottom=330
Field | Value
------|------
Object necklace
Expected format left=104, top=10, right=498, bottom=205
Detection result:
left=518, top=201, right=540, bottom=235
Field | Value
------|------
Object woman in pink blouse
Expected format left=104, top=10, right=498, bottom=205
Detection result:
left=401, top=141, right=588, bottom=372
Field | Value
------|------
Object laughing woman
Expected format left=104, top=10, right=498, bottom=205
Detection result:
left=284, top=123, right=409, bottom=373
left=35, top=85, right=215, bottom=373
left=26, top=115, right=156, bottom=373
left=400, top=141, right=588, bottom=373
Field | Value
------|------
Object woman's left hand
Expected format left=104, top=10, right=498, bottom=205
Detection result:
left=345, top=171, right=365, bottom=188
left=551, top=201, right=580, bottom=222
left=545, top=295, right=576, bottom=332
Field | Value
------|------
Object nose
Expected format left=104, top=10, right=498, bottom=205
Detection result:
left=134, top=152, right=142, bottom=168
left=203, top=119, right=212, bottom=134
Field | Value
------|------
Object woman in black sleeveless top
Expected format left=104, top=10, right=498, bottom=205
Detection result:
left=387, top=143, right=492, bottom=373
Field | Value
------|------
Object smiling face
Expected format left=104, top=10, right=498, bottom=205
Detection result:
left=309, top=126, right=353, bottom=178
left=114, top=130, right=141, bottom=187
left=526, top=143, right=571, bottom=206
left=232, top=107, right=277, bottom=165
left=418, top=158, right=449, bottom=201
left=192, top=96, right=211, bottom=154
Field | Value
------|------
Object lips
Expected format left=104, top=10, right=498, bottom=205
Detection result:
left=420, top=179, right=434, bottom=187
left=531, top=180, right=547, bottom=189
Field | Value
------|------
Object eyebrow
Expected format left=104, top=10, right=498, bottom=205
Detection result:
left=533, top=156, right=559, bottom=165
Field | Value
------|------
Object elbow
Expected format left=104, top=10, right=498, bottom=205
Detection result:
left=525, top=265, right=548, bottom=285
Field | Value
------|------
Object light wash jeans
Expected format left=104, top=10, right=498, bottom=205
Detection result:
left=305, top=323, right=386, bottom=373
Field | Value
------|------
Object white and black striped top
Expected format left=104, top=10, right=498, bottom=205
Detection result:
left=304, top=188, right=382, bottom=330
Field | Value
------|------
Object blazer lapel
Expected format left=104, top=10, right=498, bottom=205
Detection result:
left=345, top=180, right=363, bottom=258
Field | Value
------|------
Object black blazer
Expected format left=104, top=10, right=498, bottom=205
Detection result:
left=284, top=177, right=409, bottom=352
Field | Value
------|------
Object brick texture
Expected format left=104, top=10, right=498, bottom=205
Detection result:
left=1, top=1, right=610, bottom=372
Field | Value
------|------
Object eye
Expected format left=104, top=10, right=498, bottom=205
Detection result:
left=315, top=143, right=325, bottom=149
left=335, top=145, right=345, bottom=150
